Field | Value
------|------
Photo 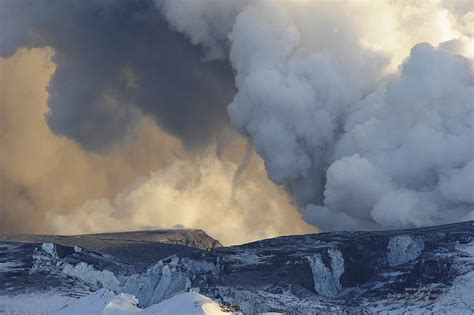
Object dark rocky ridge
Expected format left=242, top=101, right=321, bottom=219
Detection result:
left=214, top=220, right=473, bottom=293
left=0, top=229, right=221, bottom=268
left=1, top=221, right=473, bottom=314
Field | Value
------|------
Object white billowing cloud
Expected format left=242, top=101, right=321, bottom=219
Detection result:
left=371, top=190, right=439, bottom=229
left=334, top=43, right=474, bottom=228
left=324, top=154, right=394, bottom=222
left=226, top=0, right=389, bottom=207
left=440, top=161, right=474, bottom=203
left=442, top=0, right=474, bottom=38
left=158, top=0, right=474, bottom=231
left=158, top=0, right=245, bottom=60
left=302, top=205, right=376, bottom=232
left=47, top=153, right=315, bottom=245
left=439, top=37, right=474, bottom=58
left=159, top=0, right=474, bottom=69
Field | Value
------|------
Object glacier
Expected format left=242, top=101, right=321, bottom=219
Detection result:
left=1, top=222, right=473, bottom=314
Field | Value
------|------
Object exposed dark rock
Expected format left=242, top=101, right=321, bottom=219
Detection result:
left=0, top=228, right=221, bottom=268
left=1, top=221, right=473, bottom=314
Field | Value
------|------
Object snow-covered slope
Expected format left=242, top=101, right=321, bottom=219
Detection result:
left=55, top=289, right=232, bottom=315
left=1, top=221, right=473, bottom=314
left=141, top=291, right=231, bottom=315
left=55, top=289, right=141, bottom=315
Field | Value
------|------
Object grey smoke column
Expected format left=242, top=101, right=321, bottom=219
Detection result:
left=2, top=0, right=472, bottom=231
left=0, top=0, right=235, bottom=151
left=159, top=0, right=474, bottom=230
left=318, top=43, right=474, bottom=230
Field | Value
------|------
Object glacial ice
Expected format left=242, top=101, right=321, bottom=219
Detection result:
left=387, top=235, right=424, bottom=267
left=307, top=248, right=344, bottom=297
left=42, top=243, right=57, bottom=256
left=32, top=243, right=216, bottom=307
left=62, top=262, right=122, bottom=291
left=21, top=221, right=474, bottom=315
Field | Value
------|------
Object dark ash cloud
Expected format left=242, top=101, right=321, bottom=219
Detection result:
left=0, top=0, right=235, bottom=151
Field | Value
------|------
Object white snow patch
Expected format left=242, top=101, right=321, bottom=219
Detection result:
left=42, top=243, right=58, bottom=256
left=224, top=252, right=274, bottom=267
left=63, top=262, right=121, bottom=291
left=122, top=257, right=195, bottom=306
left=0, top=292, right=77, bottom=314
left=450, top=271, right=474, bottom=309
left=0, top=244, right=19, bottom=251
left=307, top=248, right=344, bottom=297
left=53, top=290, right=230, bottom=315
left=31, top=244, right=210, bottom=307
left=143, top=291, right=228, bottom=315
left=0, top=261, right=21, bottom=272
left=32, top=243, right=61, bottom=273
left=364, top=272, right=474, bottom=314
left=55, top=289, right=140, bottom=315
left=456, top=241, right=474, bottom=256
left=387, top=235, right=424, bottom=267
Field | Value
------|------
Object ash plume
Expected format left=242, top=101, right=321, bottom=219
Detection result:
left=1, top=0, right=473, bottom=236
left=0, top=0, right=235, bottom=152
left=0, top=49, right=313, bottom=241
left=229, top=137, right=254, bottom=203
left=160, top=0, right=474, bottom=231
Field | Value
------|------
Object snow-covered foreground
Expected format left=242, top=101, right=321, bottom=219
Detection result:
left=1, top=221, right=473, bottom=314
left=140, top=291, right=233, bottom=315
left=0, top=293, right=77, bottom=314
left=0, top=290, right=234, bottom=315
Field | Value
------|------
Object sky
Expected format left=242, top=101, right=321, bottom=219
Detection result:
left=0, top=0, right=473, bottom=245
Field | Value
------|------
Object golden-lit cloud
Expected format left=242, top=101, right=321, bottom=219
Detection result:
left=1, top=0, right=472, bottom=242
left=0, top=48, right=314, bottom=243
left=0, top=48, right=181, bottom=233
left=283, top=0, right=474, bottom=71
left=47, top=153, right=316, bottom=245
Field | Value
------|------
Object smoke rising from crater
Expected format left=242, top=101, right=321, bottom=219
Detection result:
left=0, top=49, right=313, bottom=243
left=0, top=48, right=183, bottom=233
left=160, top=0, right=474, bottom=230
left=1, top=0, right=473, bottom=237
left=0, top=0, right=235, bottom=152
left=48, top=152, right=315, bottom=245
